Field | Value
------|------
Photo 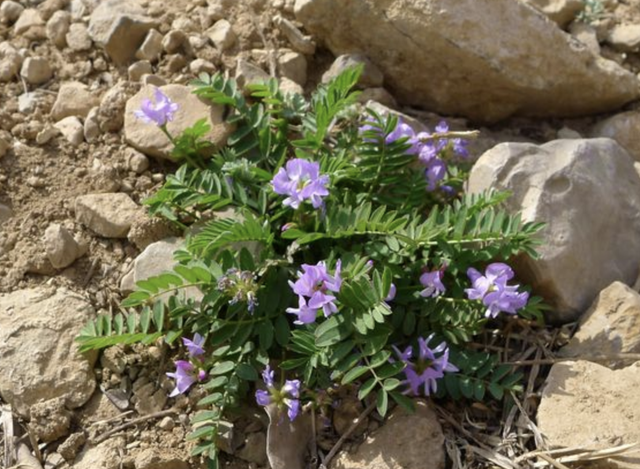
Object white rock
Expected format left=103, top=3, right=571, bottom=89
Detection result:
left=235, top=58, right=269, bottom=90
left=88, top=0, right=158, bottom=65
left=43, top=223, right=83, bottom=269
left=18, top=91, right=49, bottom=114
left=14, top=9, right=44, bottom=35
left=20, top=57, right=52, bottom=85
left=124, top=84, right=232, bottom=160
left=54, top=116, right=84, bottom=146
left=135, top=28, right=163, bottom=62
left=127, top=60, right=152, bottom=82
left=65, top=23, right=92, bottom=51
left=322, top=53, right=383, bottom=88
left=468, top=138, right=640, bottom=322
left=125, top=147, right=149, bottom=173
left=46, top=11, right=71, bottom=48
left=559, top=282, right=640, bottom=368
left=189, top=58, right=216, bottom=75
left=36, top=125, right=60, bottom=145
left=295, top=0, right=640, bottom=123
left=277, top=50, right=307, bottom=86
left=0, top=1, right=24, bottom=24
left=556, top=126, right=582, bottom=139
left=75, top=193, right=141, bottom=238
left=273, top=14, right=316, bottom=55
left=0, top=56, right=20, bottom=82
left=83, top=106, right=100, bottom=142
left=51, top=82, right=99, bottom=121
left=521, top=0, right=583, bottom=27
left=0, top=287, right=96, bottom=417
left=206, top=19, right=236, bottom=51
left=538, top=360, right=640, bottom=463
left=278, top=76, right=304, bottom=95
left=592, top=111, right=640, bottom=161
left=607, top=23, right=640, bottom=52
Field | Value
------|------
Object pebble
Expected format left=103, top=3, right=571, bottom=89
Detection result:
left=46, top=11, right=71, bottom=48
left=43, top=223, right=82, bottom=269
left=0, top=1, right=24, bottom=24
left=51, top=81, right=99, bottom=121
left=65, top=23, right=92, bottom=51
left=128, top=60, right=153, bottom=82
left=54, top=116, right=84, bottom=146
left=83, top=107, right=100, bottom=143
left=136, top=29, right=163, bottom=62
left=277, top=50, right=307, bottom=86
left=126, top=148, right=150, bottom=173
left=608, top=24, right=640, bottom=52
left=14, top=9, right=44, bottom=35
left=20, top=57, right=52, bottom=85
left=158, top=416, right=175, bottom=431
left=162, top=30, right=189, bottom=54
left=75, top=193, right=141, bottom=238
left=206, top=19, right=236, bottom=51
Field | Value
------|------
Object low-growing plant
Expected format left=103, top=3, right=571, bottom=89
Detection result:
left=77, top=66, right=545, bottom=468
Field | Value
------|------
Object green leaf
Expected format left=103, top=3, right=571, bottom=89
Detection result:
left=341, top=365, right=369, bottom=385
left=236, top=363, right=258, bottom=381
left=376, top=389, right=389, bottom=417
left=315, top=315, right=352, bottom=347
left=358, top=377, right=377, bottom=400
left=210, top=361, right=235, bottom=375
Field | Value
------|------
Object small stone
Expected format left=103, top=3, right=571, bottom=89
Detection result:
left=54, top=116, right=84, bottom=146
left=73, top=437, right=125, bottom=469
left=273, top=14, right=316, bottom=55
left=43, top=223, right=82, bottom=269
left=0, top=204, right=13, bottom=224
left=158, top=416, right=175, bottom=431
left=277, top=49, right=307, bottom=86
left=521, top=0, right=583, bottom=27
left=38, top=0, right=70, bottom=21
left=570, top=22, right=600, bottom=56
left=18, top=91, right=49, bottom=114
left=97, top=80, right=139, bottom=133
left=207, top=19, right=236, bottom=51
left=128, top=60, right=152, bottom=82
left=30, top=398, right=71, bottom=443
left=0, top=1, right=25, bottom=24
left=322, top=54, right=383, bottom=88
left=189, top=58, right=216, bottom=75
left=83, top=107, right=100, bottom=142
left=134, top=382, right=167, bottom=415
left=75, top=193, right=141, bottom=238
left=141, top=73, right=166, bottom=87
left=237, top=432, right=267, bottom=465
left=46, top=11, right=71, bottom=48
left=608, top=24, right=640, bottom=52
left=357, top=87, right=397, bottom=108
left=279, top=76, right=304, bottom=95
left=592, top=111, right=640, bottom=162
left=556, top=126, right=582, bottom=139
left=125, top=148, right=149, bottom=173
left=20, top=57, right=52, bottom=85
left=65, top=23, right=92, bottom=51
left=0, top=56, right=20, bottom=82
left=36, top=125, right=60, bottom=145
left=134, top=448, right=189, bottom=469
left=162, top=29, right=189, bottom=54
left=51, top=82, right=99, bottom=121
left=165, top=54, right=187, bottom=73
left=100, top=346, right=126, bottom=374
left=58, top=432, right=86, bottom=462
left=136, top=28, right=163, bottom=62
left=235, top=58, right=269, bottom=91
left=14, top=9, right=44, bottom=35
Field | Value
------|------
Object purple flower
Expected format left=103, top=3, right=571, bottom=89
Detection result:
left=134, top=87, right=179, bottom=126
left=385, top=283, right=397, bottom=302
left=217, top=268, right=260, bottom=313
left=465, top=263, right=529, bottom=318
left=288, top=260, right=342, bottom=322
left=393, top=334, right=458, bottom=396
left=420, top=269, right=446, bottom=298
left=255, top=365, right=301, bottom=421
left=182, top=333, right=205, bottom=357
left=272, top=159, right=329, bottom=209
left=166, top=360, right=206, bottom=397
left=425, top=158, right=447, bottom=191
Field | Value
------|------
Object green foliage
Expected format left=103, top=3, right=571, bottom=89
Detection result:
left=577, top=0, right=605, bottom=23
left=77, top=66, right=548, bottom=467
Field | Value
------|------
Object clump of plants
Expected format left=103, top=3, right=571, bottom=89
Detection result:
left=77, top=66, right=545, bottom=468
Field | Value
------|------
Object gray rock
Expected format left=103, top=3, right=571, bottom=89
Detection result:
left=97, top=80, right=139, bottom=133
left=0, top=1, right=24, bottom=24
left=206, top=19, right=236, bottom=51
left=468, top=138, right=640, bottom=323
left=0, top=287, right=96, bottom=417
left=162, top=30, right=191, bottom=55
left=189, top=58, right=216, bottom=75
left=66, top=23, right=92, bottom=51
left=43, top=223, right=83, bottom=269
left=333, top=400, right=445, bottom=469
left=124, top=84, right=232, bottom=160
left=46, top=11, right=71, bottom=48
left=322, top=54, right=383, bottom=88
left=235, top=58, right=270, bottom=90
left=592, top=111, right=640, bottom=162
left=0, top=55, right=20, bottom=82
left=538, top=360, right=640, bottom=468
left=128, top=60, right=152, bottom=82
left=83, top=106, right=100, bottom=142
left=278, top=49, right=307, bottom=86
left=273, top=14, right=316, bottom=55
left=20, top=57, right=52, bottom=85
left=521, top=0, right=583, bottom=27
left=88, top=0, right=158, bottom=65
left=570, top=22, right=600, bottom=56
left=58, top=432, right=86, bottom=462
left=559, top=282, right=640, bottom=368
left=51, top=82, right=99, bottom=121
left=125, top=147, right=149, bottom=174
left=135, top=29, right=163, bottom=62
left=18, top=91, right=49, bottom=114
left=237, top=432, right=267, bottom=465
left=75, top=193, right=141, bottom=238
left=295, top=0, right=640, bottom=123
left=54, top=116, right=84, bottom=146
left=14, top=9, right=44, bottom=35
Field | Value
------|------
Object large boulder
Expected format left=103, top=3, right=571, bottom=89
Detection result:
left=538, top=361, right=640, bottom=469
left=124, top=84, right=232, bottom=160
left=294, top=0, right=640, bottom=123
left=468, top=138, right=640, bottom=323
left=0, top=287, right=96, bottom=417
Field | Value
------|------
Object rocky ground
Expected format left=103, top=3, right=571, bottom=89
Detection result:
left=3, top=0, right=640, bottom=468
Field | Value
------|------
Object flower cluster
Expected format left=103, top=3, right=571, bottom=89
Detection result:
left=272, top=159, right=330, bottom=209
left=134, top=87, right=179, bottom=126
left=419, top=266, right=446, bottom=298
left=465, top=263, right=529, bottom=318
left=287, top=260, right=342, bottom=325
left=359, top=117, right=468, bottom=191
left=255, top=365, right=301, bottom=421
left=166, top=333, right=207, bottom=397
left=393, top=334, right=458, bottom=396
left=217, top=268, right=259, bottom=313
